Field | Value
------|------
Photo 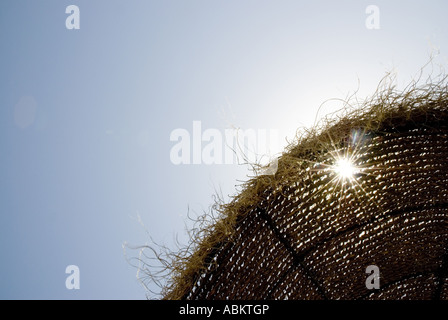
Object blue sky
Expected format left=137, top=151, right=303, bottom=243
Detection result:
left=1, top=0, right=447, bottom=299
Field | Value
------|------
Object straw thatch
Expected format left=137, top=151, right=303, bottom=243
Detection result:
left=149, top=74, right=448, bottom=300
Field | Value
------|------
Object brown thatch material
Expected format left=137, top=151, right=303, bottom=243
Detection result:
left=150, top=75, right=448, bottom=300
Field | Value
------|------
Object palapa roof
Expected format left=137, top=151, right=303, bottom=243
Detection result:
left=152, top=75, right=448, bottom=300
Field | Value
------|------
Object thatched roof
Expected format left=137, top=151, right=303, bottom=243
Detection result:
left=153, top=75, right=448, bottom=300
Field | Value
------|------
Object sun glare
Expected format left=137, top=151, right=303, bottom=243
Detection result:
left=334, top=158, right=357, bottom=180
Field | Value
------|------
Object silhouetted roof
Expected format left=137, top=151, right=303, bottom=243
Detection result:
left=161, top=77, right=448, bottom=300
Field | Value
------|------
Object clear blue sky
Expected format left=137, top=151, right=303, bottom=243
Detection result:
left=1, top=0, right=447, bottom=299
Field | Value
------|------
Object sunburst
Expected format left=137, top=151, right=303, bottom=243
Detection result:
left=298, top=129, right=384, bottom=215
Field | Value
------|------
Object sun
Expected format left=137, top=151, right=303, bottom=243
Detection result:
left=298, top=129, right=387, bottom=217
left=334, top=157, right=357, bottom=180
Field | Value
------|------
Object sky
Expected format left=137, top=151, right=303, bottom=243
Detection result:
left=1, top=0, right=448, bottom=299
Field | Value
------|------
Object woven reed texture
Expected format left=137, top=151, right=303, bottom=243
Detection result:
left=164, top=86, right=448, bottom=300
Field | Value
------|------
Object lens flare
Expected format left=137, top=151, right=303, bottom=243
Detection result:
left=334, top=157, right=357, bottom=180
